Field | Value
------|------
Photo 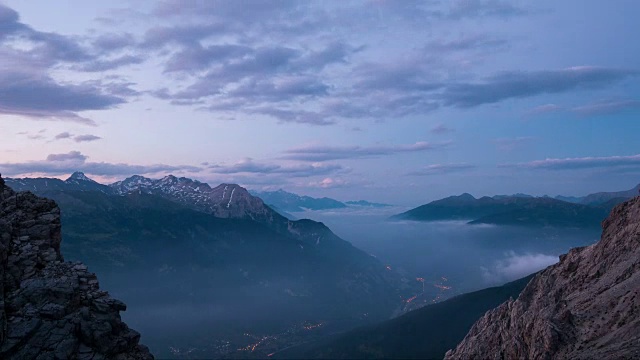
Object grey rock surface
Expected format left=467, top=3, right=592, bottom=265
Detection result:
left=445, top=196, right=640, bottom=360
left=0, top=175, right=153, bottom=360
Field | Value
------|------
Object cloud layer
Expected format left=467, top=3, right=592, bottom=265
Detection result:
left=0, top=151, right=201, bottom=177
left=502, top=154, right=640, bottom=171
left=282, top=141, right=451, bottom=161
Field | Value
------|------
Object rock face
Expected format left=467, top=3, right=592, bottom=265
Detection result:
left=445, top=196, right=640, bottom=359
left=0, top=177, right=153, bottom=359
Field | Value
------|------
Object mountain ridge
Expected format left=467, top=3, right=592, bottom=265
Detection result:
left=445, top=195, right=640, bottom=359
left=394, top=193, right=616, bottom=228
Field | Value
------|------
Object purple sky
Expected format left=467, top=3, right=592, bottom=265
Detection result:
left=1, top=0, right=639, bottom=205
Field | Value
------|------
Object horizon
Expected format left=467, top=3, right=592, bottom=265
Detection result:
left=1, top=1, right=639, bottom=206
left=4, top=170, right=638, bottom=207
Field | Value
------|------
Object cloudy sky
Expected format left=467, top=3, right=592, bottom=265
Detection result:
left=1, top=0, right=639, bottom=205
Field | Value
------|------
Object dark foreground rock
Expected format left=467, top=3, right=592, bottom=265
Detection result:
left=0, top=176, right=153, bottom=360
left=445, top=196, right=640, bottom=359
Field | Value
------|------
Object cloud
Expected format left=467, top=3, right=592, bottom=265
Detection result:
left=46, top=151, right=87, bottom=162
left=73, top=134, right=102, bottom=142
left=524, top=103, right=563, bottom=118
left=307, top=177, right=350, bottom=189
left=0, top=73, right=125, bottom=123
left=91, top=32, right=136, bottom=51
left=442, top=67, right=637, bottom=108
left=0, top=151, right=201, bottom=177
left=407, top=163, right=475, bottom=176
left=501, top=153, right=640, bottom=170
left=572, top=99, right=640, bottom=117
left=52, top=132, right=101, bottom=142
left=77, top=55, right=145, bottom=72
left=0, top=4, right=141, bottom=122
left=209, top=158, right=343, bottom=177
left=54, top=132, right=73, bottom=140
left=430, top=123, right=455, bottom=134
left=247, top=107, right=335, bottom=126
left=447, top=0, right=528, bottom=19
left=492, top=136, right=536, bottom=151
left=481, top=252, right=558, bottom=284
left=17, top=129, right=47, bottom=140
left=282, top=141, right=451, bottom=161
left=426, top=34, right=507, bottom=52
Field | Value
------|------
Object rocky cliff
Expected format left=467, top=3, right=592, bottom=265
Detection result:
left=445, top=196, right=640, bottom=359
left=0, top=176, right=153, bottom=360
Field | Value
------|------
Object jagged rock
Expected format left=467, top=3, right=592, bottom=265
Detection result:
left=0, top=175, right=153, bottom=360
left=445, top=196, right=640, bottom=359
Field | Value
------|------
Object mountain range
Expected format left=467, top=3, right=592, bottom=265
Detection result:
left=4, top=172, right=415, bottom=357
left=554, top=182, right=640, bottom=205
left=393, top=191, right=633, bottom=228
left=250, top=189, right=391, bottom=212
left=7, top=173, right=640, bottom=357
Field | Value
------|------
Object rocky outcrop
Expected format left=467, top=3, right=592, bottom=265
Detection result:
left=445, top=196, right=640, bottom=359
left=0, top=176, right=153, bottom=359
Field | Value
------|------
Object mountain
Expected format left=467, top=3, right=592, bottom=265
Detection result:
left=5, top=171, right=112, bottom=194
left=0, top=176, right=153, bottom=359
left=578, top=183, right=640, bottom=205
left=275, top=274, right=534, bottom=359
left=492, top=193, right=533, bottom=199
left=6, top=173, right=415, bottom=357
left=250, top=189, right=347, bottom=212
left=112, top=175, right=281, bottom=223
left=445, top=196, right=640, bottom=359
left=553, top=182, right=640, bottom=205
left=394, top=194, right=612, bottom=228
left=345, top=200, right=392, bottom=208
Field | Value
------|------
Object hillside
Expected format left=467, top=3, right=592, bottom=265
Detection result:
left=446, top=196, right=640, bottom=359
left=5, top=174, right=417, bottom=357
left=275, top=274, right=534, bottom=359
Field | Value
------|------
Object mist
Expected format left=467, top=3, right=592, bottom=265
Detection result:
left=291, top=207, right=600, bottom=293
left=83, top=206, right=601, bottom=358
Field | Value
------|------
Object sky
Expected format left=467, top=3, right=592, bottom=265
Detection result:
left=0, top=0, right=639, bottom=206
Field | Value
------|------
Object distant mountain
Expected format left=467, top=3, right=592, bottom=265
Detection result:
left=553, top=182, right=640, bottom=205
left=492, top=193, right=533, bottom=199
left=345, top=200, right=392, bottom=208
left=554, top=195, right=583, bottom=203
left=6, top=171, right=111, bottom=193
left=276, top=274, right=534, bottom=359
left=394, top=194, right=611, bottom=228
left=577, top=183, right=640, bottom=205
left=268, top=204, right=298, bottom=220
left=250, top=189, right=347, bottom=212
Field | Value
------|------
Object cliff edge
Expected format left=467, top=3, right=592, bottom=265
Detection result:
left=0, top=175, right=153, bottom=360
left=445, top=196, right=640, bottom=359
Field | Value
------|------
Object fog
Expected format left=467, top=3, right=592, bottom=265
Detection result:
left=92, top=206, right=601, bottom=358
left=292, top=207, right=600, bottom=292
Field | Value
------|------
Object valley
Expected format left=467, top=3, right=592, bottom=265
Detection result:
left=4, top=173, right=609, bottom=357
left=1, top=2, right=638, bottom=358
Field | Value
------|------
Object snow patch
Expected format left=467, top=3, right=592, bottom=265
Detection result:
left=227, top=187, right=236, bottom=208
